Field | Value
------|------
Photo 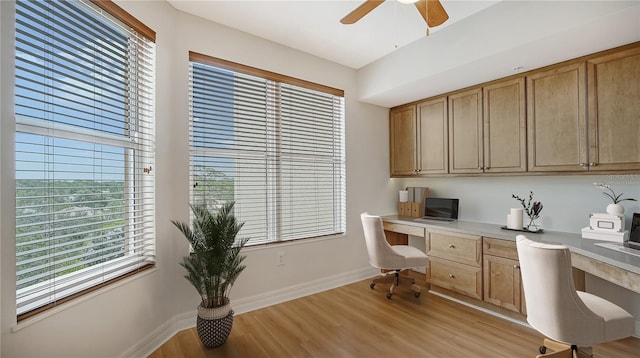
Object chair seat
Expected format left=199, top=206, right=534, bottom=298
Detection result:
left=577, top=291, right=635, bottom=344
left=389, top=245, right=429, bottom=268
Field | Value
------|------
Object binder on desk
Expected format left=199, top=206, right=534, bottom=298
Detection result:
left=398, top=187, right=429, bottom=217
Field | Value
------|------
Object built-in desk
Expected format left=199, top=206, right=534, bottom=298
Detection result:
left=382, top=215, right=640, bottom=295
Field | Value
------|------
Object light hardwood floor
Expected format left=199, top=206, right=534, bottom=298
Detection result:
left=150, top=275, right=640, bottom=357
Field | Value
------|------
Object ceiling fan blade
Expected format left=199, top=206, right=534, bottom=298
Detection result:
left=414, top=0, right=449, bottom=27
left=340, top=0, right=386, bottom=24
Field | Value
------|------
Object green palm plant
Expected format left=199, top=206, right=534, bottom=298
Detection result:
left=172, top=201, right=249, bottom=308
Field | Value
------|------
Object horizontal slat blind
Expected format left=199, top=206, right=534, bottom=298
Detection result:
left=15, top=0, right=155, bottom=318
left=189, top=58, right=345, bottom=245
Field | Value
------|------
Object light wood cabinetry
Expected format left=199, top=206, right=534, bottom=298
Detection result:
left=448, top=87, right=483, bottom=174
left=527, top=62, right=587, bottom=172
left=389, top=105, right=417, bottom=176
left=427, top=230, right=482, bottom=299
left=389, top=98, right=448, bottom=176
left=416, top=97, right=448, bottom=174
left=483, top=238, right=525, bottom=314
left=586, top=46, right=640, bottom=171
left=483, top=78, right=527, bottom=172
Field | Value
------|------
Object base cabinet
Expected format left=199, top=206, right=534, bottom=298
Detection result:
left=483, top=238, right=526, bottom=314
left=428, top=230, right=482, bottom=300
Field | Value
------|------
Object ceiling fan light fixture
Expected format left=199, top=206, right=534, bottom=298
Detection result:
left=397, top=0, right=419, bottom=4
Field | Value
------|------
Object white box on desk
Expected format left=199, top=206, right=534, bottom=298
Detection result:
left=589, top=213, right=624, bottom=232
left=581, top=227, right=629, bottom=243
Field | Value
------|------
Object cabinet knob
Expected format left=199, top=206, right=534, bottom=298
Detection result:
left=484, top=166, right=490, bottom=170
left=580, top=163, right=587, bottom=167
left=478, top=166, right=483, bottom=170
left=448, top=274, right=455, bottom=279
left=589, top=162, right=597, bottom=167
left=448, top=244, right=455, bottom=249
left=514, top=264, right=520, bottom=269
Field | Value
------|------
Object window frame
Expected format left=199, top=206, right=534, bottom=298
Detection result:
left=13, top=0, right=156, bottom=320
left=188, top=52, right=346, bottom=246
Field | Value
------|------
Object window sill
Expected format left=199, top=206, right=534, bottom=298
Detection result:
left=243, top=232, right=346, bottom=252
left=11, top=266, right=157, bottom=333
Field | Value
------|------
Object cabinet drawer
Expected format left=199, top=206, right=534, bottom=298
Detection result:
left=429, top=257, right=483, bottom=300
left=383, top=222, right=425, bottom=237
left=483, top=237, right=518, bottom=260
left=428, top=230, right=481, bottom=267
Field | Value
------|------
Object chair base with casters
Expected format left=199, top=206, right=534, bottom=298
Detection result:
left=370, top=269, right=422, bottom=299
left=536, top=339, right=592, bottom=358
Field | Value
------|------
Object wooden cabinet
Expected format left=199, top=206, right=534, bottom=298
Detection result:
left=389, top=98, right=448, bottom=176
left=428, top=230, right=482, bottom=299
left=586, top=46, right=640, bottom=171
left=416, top=97, right=448, bottom=174
left=483, top=238, right=525, bottom=314
left=527, top=62, right=587, bottom=172
left=448, top=88, right=483, bottom=174
left=448, top=79, right=526, bottom=174
left=483, top=78, right=527, bottom=172
left=389, top=105, right=418, bottom=176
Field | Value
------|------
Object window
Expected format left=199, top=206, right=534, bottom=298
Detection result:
left=14, top=0, right=155, bottom=319
left=188, top=52, right=345, bottom=246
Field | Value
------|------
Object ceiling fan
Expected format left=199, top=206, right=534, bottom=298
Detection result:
left=341, top=0, right=449, bottom=28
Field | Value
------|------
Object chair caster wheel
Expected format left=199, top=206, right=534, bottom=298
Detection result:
left=370, top=283, right=375, bottom=289
left=539, top=346, right=547, bottom=354
left=414, top=292, right=421, bottom=298
left=386, top=293, right=392, bottom=299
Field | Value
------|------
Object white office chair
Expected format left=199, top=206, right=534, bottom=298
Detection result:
left=516, top=235, right=635, bottom=358
left=360, top=213, right=429, bottom=299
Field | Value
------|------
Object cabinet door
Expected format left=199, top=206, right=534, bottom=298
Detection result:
left=587, top=46, right=640, bottom=171
left=527, top=62, right=587, bottom=171
left=483, top=255, right=522, bottom=313
left=389, top=105, right=417, bottom=176
left=417, top=97, right=448, bottom=174
left=483, top=78, right=527, bottom=172
left=448, top=88, right=483, bottom=174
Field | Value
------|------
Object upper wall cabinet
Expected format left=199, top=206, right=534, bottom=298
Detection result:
left=448, top=88, right=483, bottom=174
left=389, top=105, right=418, bottom=176
left=586, top=46, right=640, bottom=171
left=527, top=62, right=587, bottom=172
left=483, top=77, right=527, bottom=173
left=417, top=97, right=449, bottom=175
left=390, top=97, right=448, bottom=176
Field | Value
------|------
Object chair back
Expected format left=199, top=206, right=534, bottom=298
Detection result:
left=360, top=213, right=405, bottom=269
left=516, top=235, right=603, bottom=345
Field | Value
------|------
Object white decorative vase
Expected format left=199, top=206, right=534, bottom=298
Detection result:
left=606, top=203, right=624, bottom=216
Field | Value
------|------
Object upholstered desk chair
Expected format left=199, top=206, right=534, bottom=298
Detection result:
left=360, top=213, right=429, bottom=299
left=516, top=235, right=635, bottom=358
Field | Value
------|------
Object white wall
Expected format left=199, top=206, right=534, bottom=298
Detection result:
left=0, top=1, right=391, bottom=357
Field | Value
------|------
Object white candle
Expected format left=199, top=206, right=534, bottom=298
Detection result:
left=509, top=208, right=523, bottom=229
left=399, top=190, right=409, bottom=203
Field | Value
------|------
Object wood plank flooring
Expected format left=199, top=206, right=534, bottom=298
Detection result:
left=149, top=276, right=640, bottom=357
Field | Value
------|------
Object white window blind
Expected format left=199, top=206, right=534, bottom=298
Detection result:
left=189, top=54, right=345, bottom=246
left=15, top=0, right=155, bottom=318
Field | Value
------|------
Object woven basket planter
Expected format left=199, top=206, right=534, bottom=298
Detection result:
left=196, top=301, right=234, bottom=348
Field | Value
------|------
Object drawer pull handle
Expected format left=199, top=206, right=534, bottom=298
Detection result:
left=448, top=274, right=455, bottom=279
left=448, top=244, right=455, bottom=249
left=514, top=264, right=520, bottom=269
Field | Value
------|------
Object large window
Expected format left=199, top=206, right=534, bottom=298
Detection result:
left=189, top=52, right=345, bottom=246
left=14, top=0, right=155, bottom=319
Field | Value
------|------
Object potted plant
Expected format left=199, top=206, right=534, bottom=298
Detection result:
left=172, top=201, right=249, bottom=348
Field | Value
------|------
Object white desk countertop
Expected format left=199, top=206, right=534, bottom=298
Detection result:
left=382, top=215, right=640, bottom=278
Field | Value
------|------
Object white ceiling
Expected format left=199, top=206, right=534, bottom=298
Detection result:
left=167, top=0, right=499, bottom=70
left=166, top=0, right=640, bottom=108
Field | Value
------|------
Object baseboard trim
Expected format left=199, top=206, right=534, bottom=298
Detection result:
left=122, top=266, right=378, bottom=357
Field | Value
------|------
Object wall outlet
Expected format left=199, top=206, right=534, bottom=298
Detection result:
left=277, top=251, right=285, bottom=266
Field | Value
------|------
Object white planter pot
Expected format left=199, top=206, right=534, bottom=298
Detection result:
left=606, top=203, right=625, bottom=215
